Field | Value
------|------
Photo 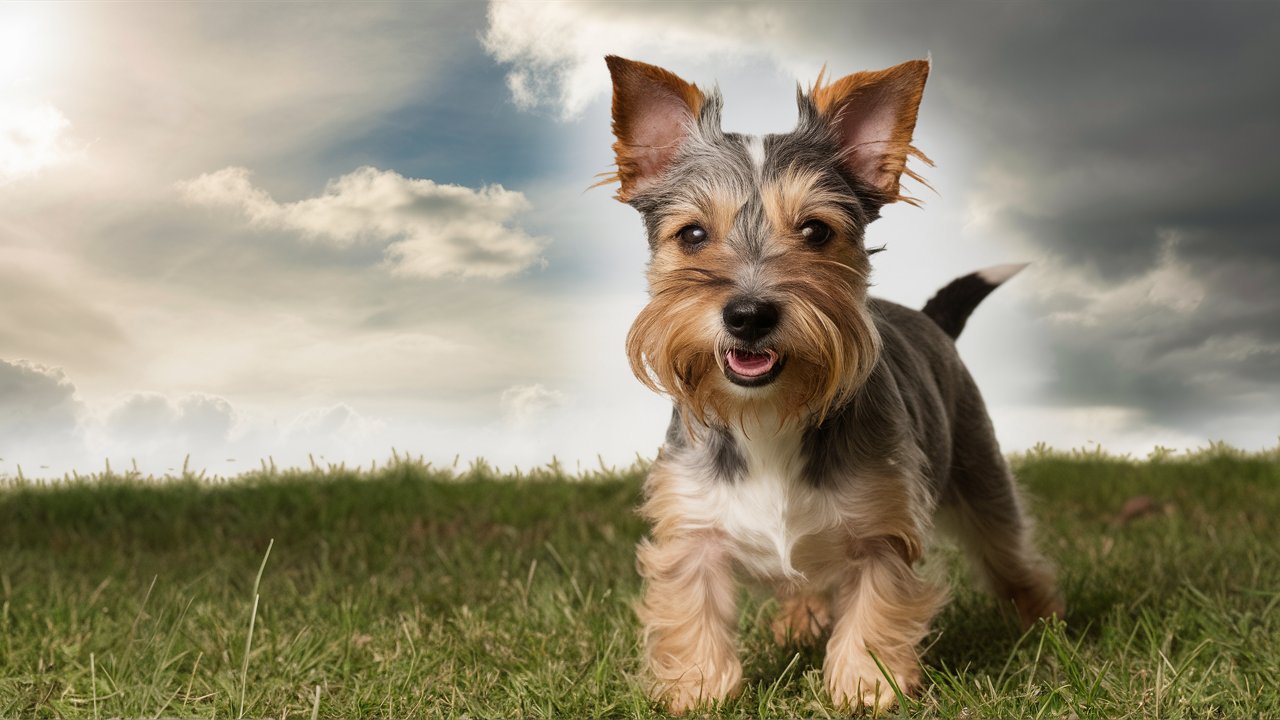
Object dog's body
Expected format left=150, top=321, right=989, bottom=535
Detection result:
left=604, top=56, right=1062, bottom=713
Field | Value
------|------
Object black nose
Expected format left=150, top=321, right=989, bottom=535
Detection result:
left=722, top=297, right=780, bottom=342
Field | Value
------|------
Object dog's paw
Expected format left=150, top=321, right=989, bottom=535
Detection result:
left=771, top=594, right=831, bottom=647
left=1011, top=582, right=1066, bottom=629
left=651, top=660, right=742, bottom=715
left=824, top=649, right=917, bottom=713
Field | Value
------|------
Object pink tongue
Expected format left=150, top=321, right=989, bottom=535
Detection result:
left=726, top=349, right=777, bottom=377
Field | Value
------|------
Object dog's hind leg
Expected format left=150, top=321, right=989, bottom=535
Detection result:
left=771, top=591, right=831, bottom=647
left=944, top=398, right=1064, bottom=627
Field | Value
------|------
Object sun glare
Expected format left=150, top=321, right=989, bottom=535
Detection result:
left=0, top=100, right=70, bottom=183
left=0, top=4, right=73, bottom=183
left=0, top=6, right=52, bottom=87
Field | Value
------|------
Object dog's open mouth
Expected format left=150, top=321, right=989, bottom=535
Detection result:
left=725, top=348, right=783, bottom=386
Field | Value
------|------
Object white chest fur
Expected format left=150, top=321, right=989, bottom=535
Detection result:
left=665, top=416, right=845, bottom=583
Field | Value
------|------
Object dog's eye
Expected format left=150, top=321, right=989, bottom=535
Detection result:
left=677, top=225, right=708, bottom=249
left=800, top=219, right=833, bottom=246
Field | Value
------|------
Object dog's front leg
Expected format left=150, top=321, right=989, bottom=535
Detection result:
left=636, top=530, right=741, bottom=715
left=824, top=536, right=945, bottom=712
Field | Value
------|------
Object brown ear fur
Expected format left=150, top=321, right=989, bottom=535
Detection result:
left=602, top=56, right=705, bottom=202
left=811, top=59, right=932, bottom=207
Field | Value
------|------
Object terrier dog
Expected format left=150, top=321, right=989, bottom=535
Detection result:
left=603, top=56, right=1064, bottom=713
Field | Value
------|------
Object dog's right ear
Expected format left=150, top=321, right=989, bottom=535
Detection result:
left=604, top=56, right=704, bottom=203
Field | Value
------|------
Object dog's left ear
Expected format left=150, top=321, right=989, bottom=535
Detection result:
left=812, top=59, right=931, bottom=208
left=604, top=56, right=705, bottom=203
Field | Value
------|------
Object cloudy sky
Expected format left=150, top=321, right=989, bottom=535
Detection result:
left=2, top=1, right=1277, bottom=477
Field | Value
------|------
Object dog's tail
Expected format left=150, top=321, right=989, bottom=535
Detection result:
left=921, top=263, right=1028, bottom=339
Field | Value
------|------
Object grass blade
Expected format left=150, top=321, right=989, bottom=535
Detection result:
left=238, top=538, right=274, bottom=719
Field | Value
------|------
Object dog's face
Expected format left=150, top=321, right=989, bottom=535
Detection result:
left=606, top=57, right=930, bottom=425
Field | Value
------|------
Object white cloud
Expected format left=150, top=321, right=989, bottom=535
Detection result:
left=0, top=375, right=396, bottom=475
left=104, top=392, right=179, bottom=438
left=104, top=392, right=238, bottom=446
left=94, top=393, right=395, bottom=474
left=501, top=383, right=565, bottom=427
left=1034, top=230, right=1206, bottom=328
left=482, top=0, right=792, bottom=119
left=174, top=394, right=237, bottom=441
left=177, top=166, right=546, bottom=279
left=287, top=403, right=384, bottom=441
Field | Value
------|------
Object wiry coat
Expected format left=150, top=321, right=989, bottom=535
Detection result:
left=605, top=55, right=1062, bottom=714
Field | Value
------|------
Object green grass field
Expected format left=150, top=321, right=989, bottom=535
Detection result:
left=2, top=445, right=1278, bottom=718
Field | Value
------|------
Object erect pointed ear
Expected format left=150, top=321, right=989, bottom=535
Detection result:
left=604, top=56, right=705, bottom=203
left=811, top=59, right=931, bottom=208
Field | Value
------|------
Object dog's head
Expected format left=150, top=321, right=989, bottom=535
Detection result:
left=605, top=56, right=930, bottom=425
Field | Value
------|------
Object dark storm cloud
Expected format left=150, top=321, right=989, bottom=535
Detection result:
left=837, top=2, right=1280, bottom=428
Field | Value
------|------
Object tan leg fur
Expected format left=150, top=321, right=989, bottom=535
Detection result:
left=636, top=531, right=742, bottom=715
left=823, top=537, right=947, bottom=712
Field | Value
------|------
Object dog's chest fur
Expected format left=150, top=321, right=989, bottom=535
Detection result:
left=664, top=415, right=848, bottom=584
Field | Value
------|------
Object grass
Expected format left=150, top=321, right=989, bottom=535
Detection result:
left=1, top=445, right=1278, bottom=718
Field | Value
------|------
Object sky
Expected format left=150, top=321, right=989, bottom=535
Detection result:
left=2, top=1, right=1278, bottom=477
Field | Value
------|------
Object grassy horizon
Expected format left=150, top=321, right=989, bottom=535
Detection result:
left=1, top=445, right=1278, bottom=717
left=5, top=439, right=1277, bottom=486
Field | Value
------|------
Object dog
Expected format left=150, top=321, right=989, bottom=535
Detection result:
left=602, top=55, right=1064, bottom=714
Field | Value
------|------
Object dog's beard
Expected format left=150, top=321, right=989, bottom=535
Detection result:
left=627, top=279, right=881, bottom=428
